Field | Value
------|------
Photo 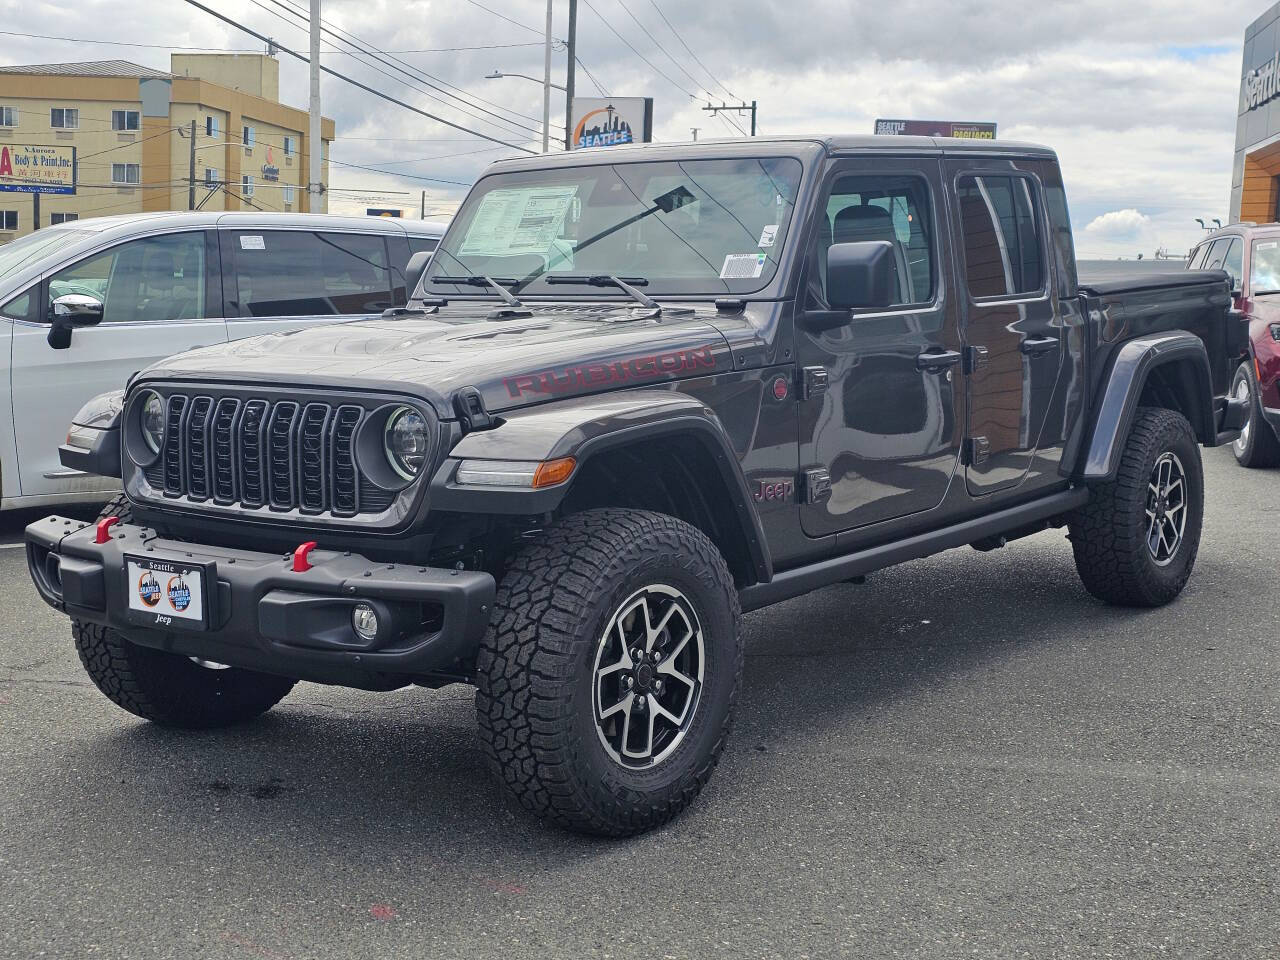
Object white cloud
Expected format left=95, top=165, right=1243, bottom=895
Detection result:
left=1084, top=209, right=1153, bottom=241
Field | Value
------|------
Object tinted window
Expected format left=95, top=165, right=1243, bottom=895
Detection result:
left=812, top=174, right=934, bottom=307
left=1201, top=238, right=1230, bottom=271
left=957, top=175, right=1044, bottom=299
left=48, top=232, right=207, bottom=324
left=408, top=236, right=440, bottom=255
left=229, top=231, right=393, bottom=317
left=1221, top=238, right=1244, bottom=289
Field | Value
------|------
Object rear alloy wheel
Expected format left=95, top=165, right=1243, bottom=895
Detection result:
left=1230, top=361, right=1280, bottom=468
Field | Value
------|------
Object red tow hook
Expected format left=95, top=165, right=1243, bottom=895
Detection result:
left=292, top=541, right=318, bottom=573
left=94, top=516, right=120, bottom=544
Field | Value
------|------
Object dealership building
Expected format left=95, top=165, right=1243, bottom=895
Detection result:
left=0, top=54, right=333, bottom=240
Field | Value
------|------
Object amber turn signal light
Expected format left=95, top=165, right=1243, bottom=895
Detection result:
left=532, top=457, right=576, bottom=488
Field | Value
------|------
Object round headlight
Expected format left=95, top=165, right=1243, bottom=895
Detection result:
left=140, top=392, right=165, bottom=454
left=384, top=406, right=428, bottom=480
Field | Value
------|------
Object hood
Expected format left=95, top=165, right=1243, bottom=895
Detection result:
left=143, top=302, right=749, bottom=417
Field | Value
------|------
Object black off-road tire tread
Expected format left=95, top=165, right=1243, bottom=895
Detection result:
left=1068, top=407, right=1202, bottom=608
left=1233, top=361, right=1280, bottom=468
left=70, top=496, right=296, bottom=729
left=475, top=508, right=742, bottom=837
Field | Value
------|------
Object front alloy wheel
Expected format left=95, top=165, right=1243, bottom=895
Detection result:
left=1144, top=452, right=1187, bottom=566
left=593, top=585, right=705, bottom=769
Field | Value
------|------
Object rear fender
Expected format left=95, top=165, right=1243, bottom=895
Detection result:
left=429, top=389, right=772, bottom=583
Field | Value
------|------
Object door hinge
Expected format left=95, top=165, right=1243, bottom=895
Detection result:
left=964, top=345, right=989, bottom=375
left=800, top=467, right=832, bottom=504
left=963, top=436, right=990, bottom=466
left=799, top=366, right=829, bottom=400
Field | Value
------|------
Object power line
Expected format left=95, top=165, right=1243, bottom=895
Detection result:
left=252, top=0, right=555, bottom=141
left=579, top=0, right=696, bottom=100
left=76, top=125, right=182, bottom=161
left=459, top=0, right=565, bottom=42
left=575, top=56, right=610, bottom=97
left=181, top=0, right=537, bottom=154
left=613, top=0, right=715, bottom=100
left=0, top=29, right=546, bottom=53
left=646, top=0, right=739, bottom=102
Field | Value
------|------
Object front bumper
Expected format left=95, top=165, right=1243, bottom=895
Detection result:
left=26, top=516, right=496, bottom=689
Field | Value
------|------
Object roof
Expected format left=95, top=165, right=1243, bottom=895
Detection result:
left=0, top=59, right=172, bottom=79
left=57, top=211, right=447, bottom=236
left=487, top=135, right=1057, bottom=175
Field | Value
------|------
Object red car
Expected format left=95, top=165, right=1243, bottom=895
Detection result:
left=1188, top=224, right=1280, bottom=466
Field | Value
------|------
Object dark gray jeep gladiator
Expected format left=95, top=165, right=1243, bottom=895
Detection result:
left=28, top=136, right=1248, bottom=836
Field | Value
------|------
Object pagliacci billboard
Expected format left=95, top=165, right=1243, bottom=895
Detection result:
left=874, top=119, right=997, bottom=140
left=570, top=98, right=653, bottom=150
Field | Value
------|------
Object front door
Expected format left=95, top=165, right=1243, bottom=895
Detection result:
left=10, top=230, right=226, bottom=498
left=946, top=166, right=1067, bottom=496
left=797, top=158, right=965, bottom=537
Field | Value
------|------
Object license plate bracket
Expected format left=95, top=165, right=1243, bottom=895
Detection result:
left=124, top=554, right=214, bottom=631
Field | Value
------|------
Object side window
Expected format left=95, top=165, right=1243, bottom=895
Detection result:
left=229, top=231, right=393, bottom=317
left=956, top=175, right=1045, bottom=299
left=1201, top=238, right=1229, bottom=271
left=408, top=236, right=440, bottom=255
left=810, top=173, right=935, bottom=308
left=1, top=287, right=35, bottom=321
left=47, top=232, right=207, bottom=324
left=1222, top=238, right=1244, bottom=290
left=1185, top=244, right=1204, bottom=269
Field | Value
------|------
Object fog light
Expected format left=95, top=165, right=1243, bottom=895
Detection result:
left=352, top=602, right=379, bottom=641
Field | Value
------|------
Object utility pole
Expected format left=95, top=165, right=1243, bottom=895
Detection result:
left=564, top=0, right=577, bottom=151
left=187, top=119, right=197, bottom=210
left=541, top=0, right=553, bottom=153
left=420, top=190, right=426, bottom=219
left=31, top=192, right=39, bottom=232
left=690, top=127, right=699, bottom=141
left=702, top=100, right=758, bottom=136
left=307, top=0, right=323, bottom=211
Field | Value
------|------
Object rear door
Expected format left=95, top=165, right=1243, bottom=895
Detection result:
left=796, top=156, right=966, bottom=536
left=946, top=165, right=1066, bottom=497
left=10, top=230, right=226, bottom=498
left=221, top=228, right=398, bottom=339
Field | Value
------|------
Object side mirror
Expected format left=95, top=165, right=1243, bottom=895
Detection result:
left=48, top=294, right=104, bottom=349
left=827, top=240, right=897, bottom=310
left=405, top=250, right=434, bottom=301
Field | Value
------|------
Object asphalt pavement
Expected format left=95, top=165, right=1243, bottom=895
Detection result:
left=1, top=447, right=1277, bottom=959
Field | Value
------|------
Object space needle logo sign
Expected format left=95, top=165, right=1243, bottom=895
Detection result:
left=574, top=103, right=634, bottom=149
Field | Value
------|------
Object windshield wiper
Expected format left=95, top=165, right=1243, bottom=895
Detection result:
left=545, top=275, right=659, bottom=310
left=433, top=275, right=524, bottom=308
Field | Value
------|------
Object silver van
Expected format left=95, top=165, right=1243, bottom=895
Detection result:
left=0, top=211, right=445, bottom=510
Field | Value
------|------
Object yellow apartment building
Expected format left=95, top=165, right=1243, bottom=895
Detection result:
left=0, top=54, right=334, bottom=239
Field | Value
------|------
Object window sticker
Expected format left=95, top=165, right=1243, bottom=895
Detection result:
left=758, top=224, right=779, bottom=248
left=720, top=253, right=767, bottom=279
left=458, top=185, right=580, bottom=258
left=239, top=235, right=265, bottom=250
left=1258, top=241, right=1278, bottom=250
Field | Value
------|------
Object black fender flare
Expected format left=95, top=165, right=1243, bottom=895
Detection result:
left=429, top=390, right=772, bottom=583
left=1079, top=332, right=1216, bottom=481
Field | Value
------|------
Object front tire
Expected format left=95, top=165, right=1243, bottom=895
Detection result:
left=1230, top=360, right=1280, bottom=468
left=71, top=495, right=296, bottom=728
left=475, top=509, right=743, bottom=836
left=1068, top=407, right=1203, bottom=607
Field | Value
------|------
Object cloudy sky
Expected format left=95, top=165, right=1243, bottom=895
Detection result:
left=0, top=0, right=1268, bottom=257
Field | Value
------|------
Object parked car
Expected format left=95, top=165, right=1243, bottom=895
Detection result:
left=0, top=212, right=445, bottom=510
left=1187, top=222, right=1280, bottom=466
left=30, top=136, right=1247, bottom=836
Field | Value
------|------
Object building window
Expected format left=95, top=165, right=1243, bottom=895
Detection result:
left=50, top=213, right=78, bottom=225
left=50, top=107, right=79, bottom=129
left=111, top=163, right=141, bottom=185
left=205, top=167, right=219, bottom=185
left=206, top=116, right=219, bottom=138
left=283, top=135, right=295, bottom=156
left=242, top=125, right=255, bottom=147
left=111, top=109, right=140, bottom=131
left=282, top=184, right=295, bottom=205
left=242, top=175, right=255, bottom=197
left=1, top=211, right=18, bottom=231
left=0, top=106, right=16, bottom=128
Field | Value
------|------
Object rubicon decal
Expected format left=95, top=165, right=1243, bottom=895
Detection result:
left=504, top=345, right=717, bottom=398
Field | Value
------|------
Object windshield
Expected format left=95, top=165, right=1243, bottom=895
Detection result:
left=426, top=156, right=804, bottom=298
left=0, top=229, right=91, bottom=282
left=1251, top=237, right=1280, bottom=293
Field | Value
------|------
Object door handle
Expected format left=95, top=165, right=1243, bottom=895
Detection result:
left=1020, top=336, right=1059, bottom=356
left=916, top=349, right=962, bottom=373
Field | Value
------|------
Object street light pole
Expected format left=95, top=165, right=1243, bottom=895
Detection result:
left=307, top=0, right=323, bottom=211
left=564, top=0, right=578, bottom=151
left=541, top=0, right=553, bottom=153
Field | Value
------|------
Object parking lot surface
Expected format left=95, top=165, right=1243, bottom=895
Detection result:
left=1, top=447, right=1277, bottom=960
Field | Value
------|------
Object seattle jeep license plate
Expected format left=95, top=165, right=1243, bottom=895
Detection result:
left=125, top=555, right=207, bottom=629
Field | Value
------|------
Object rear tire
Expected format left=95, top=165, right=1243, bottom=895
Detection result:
left=475, top=508, right=742, bottom=836
left=1230, top=361, right=1280, bottom=468
left=71, top=496, right=296, bottom=728
left=1068, top=407, right=1203, bottom=607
